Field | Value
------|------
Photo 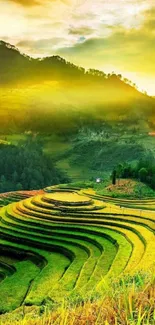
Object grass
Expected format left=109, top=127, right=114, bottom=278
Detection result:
left=0, top=212, right=117, bottom=302
left=0, top=191, right=41, bottom=208
left=0, top=272, right=154, bottom=325
left=93, top=179, right=155, bottom=199
left=2, top=208, right=133, bottom=283
left=0, top=187, right=155, bottom=320
left=58, top=178, right=155, bottom=200
left=44, top=192, right=92, bottom=206
left=0, top=239, right=48, bottom=313
left=0, top=260, right=39, bottom=313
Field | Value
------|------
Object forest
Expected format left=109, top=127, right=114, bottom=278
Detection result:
left=115, top=155, right=155, bottom=190
left=0, top=138, right=68, bottom=193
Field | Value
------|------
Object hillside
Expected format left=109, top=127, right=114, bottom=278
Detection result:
left=0, top=40, right=155, bottom=135
left=0, top=185, right=154, bottom=324
left=1, top=41, right=155, bottom=186
left=1, top=129, right=155, bottom=185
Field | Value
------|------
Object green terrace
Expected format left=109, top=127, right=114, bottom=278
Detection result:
left=0, top=188, right=154, bottom=314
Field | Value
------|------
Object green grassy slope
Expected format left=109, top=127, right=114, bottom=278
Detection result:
left=2, top=130, right=155, bottom=182
left=0, top=187, right=154, bottom=315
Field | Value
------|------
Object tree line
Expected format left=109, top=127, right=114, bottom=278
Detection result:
left=0, top=139, right=68, bottom=193
left=113, top=155, right=155, bottom=189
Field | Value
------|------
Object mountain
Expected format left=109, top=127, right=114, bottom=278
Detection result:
left=0, top=40, right=149, bottom=91
left=0, top=40, right=86, bottom=84
left=0, top=40, right=155, bottom=134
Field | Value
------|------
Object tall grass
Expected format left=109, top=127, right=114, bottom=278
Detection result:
left=0, top=272, right=155, bottom=325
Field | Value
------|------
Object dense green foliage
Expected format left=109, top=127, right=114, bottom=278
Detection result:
left=0, top=139, right=68, bottom=192
left=115, top=155, right=155, bottom=189
left=66, top=128, right=145, bottom=173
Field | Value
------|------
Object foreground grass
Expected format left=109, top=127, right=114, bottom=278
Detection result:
left=0, top=272, right=155, bottom=325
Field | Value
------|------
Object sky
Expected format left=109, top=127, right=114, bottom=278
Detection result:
left=0, top=0, right=155, bottom=94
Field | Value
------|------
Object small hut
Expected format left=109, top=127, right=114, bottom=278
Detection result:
left=96, top=178, right=102, bottom=183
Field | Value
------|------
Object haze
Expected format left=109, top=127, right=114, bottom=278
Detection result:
left=0, top=0, right=155, bottom=94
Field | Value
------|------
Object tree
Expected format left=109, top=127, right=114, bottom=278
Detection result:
left=138, top=168, right=148, bottom=182
left=16, top=183, right=23, bottom=191
left=116, top=163, right=123, bottom=185
left=122, top=164, right=132, bottom=178
left=12, top=171, right=18, bottom=184
left=0, top=140, right=68, bottom=193
left=112, top=170, right=117, bottom=185
left=150, top=175, right=155, bottom=190
left=0, top=175, right=7, bottom=192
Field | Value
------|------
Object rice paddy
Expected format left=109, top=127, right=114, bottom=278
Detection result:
left=0, top=187, right=154, bottom=315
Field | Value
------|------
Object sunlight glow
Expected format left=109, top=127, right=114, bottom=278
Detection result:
left=0, top=0, right=155, bottom=93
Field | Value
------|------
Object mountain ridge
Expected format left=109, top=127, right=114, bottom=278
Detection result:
left=0, top=40, right=155, bottom=134
left=0, top=40, right=148, bottom=94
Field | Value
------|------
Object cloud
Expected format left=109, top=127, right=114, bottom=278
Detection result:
left=56, top=6, right=155, bottom=75
left=142, top=7, right=155, bottom=30
left=17, top=38, right=65, bottom=53
left=7, top=0, right=40, bottom=6
left=69, top=26, right=95, bottom=36
left=6, top=0, right=70, bottom=6
left=1, top=0, right=155, bottom=93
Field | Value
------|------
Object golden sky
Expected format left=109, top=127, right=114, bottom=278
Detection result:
left=0, top=0, right=155, bottom=94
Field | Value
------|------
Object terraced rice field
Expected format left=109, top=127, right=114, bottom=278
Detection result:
left=0, top=187, right=155, bottom=314
left=0, top=190, right=44, bottom=207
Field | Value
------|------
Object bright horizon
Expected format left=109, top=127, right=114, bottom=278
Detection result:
left=0, top=0, right=155, bottom=95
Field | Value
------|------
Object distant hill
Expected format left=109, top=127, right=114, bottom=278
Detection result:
left=0, top=40, right=150, bottom=94
left=0, top=40, right=155, bottom=134
left=0, top=40, right=86, bottom=85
